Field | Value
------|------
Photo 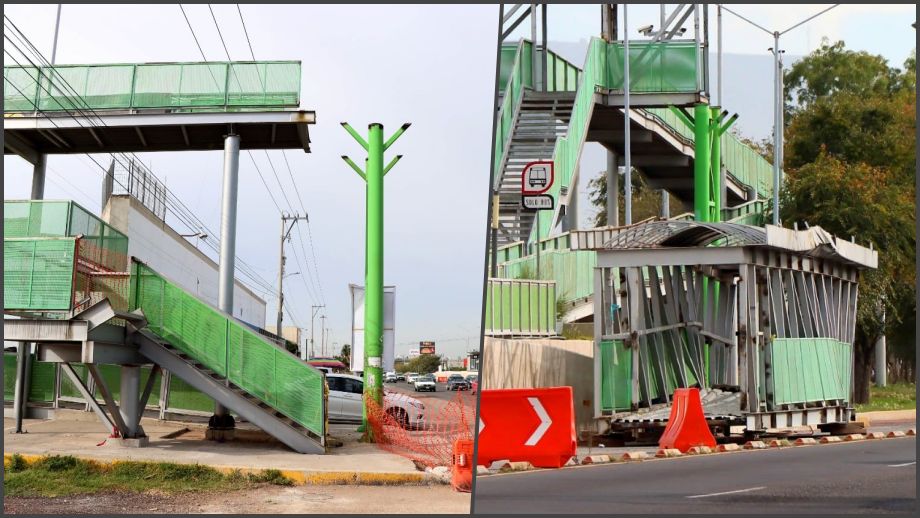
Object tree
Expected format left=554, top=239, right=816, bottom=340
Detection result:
left=335, top=344, right=351, bottom=367
left=780, top=41, right=916, bottom=402
left=398, top=354, right=442, bottom=375
left=586, top=169, right=689, bottom=227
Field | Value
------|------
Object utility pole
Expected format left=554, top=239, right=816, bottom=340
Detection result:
left=320, top=315, right=327, bottom=357
left=309, top=304, right=325, bottom=360
left=342, top=120, right=410, bottom=439
left=277, top=212, right=307, bottom=339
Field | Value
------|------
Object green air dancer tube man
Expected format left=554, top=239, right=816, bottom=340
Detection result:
left=342, top=122, right=409, bottom=440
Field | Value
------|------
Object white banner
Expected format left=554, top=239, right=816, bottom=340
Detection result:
left=349, top=284, right=395, bottom=373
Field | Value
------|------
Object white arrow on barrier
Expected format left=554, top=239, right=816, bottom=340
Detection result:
left=479, top=417, right=485, bottom=435
left=525, top=397, right=552, bottom=446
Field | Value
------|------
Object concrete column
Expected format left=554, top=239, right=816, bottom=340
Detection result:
left=660, top=190, right=670, bottom=219
left=12, top=343, right=28, bottom=433
left=31, top=154, right=46, bottom=200
left=875, top=310, right=887, bottom=387
left=119, top=366, right=142, bottom=437
left=606, top=150, right=619, bottom=227
left=213, top=133, right=240, bottom=427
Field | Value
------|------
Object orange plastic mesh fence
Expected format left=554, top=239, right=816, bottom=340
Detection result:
left=366, top=390, right=475, bottom=469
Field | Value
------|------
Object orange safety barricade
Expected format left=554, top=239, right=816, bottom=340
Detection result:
left=477, top=387, right=576, bottom=468
left=658, top=387, right=717, bottom=452
left=450, top=438, right=474, bottom=492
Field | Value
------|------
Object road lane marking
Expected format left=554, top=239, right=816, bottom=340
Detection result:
left=888, top=462, right=916, bottom=468
left=687, top=486, right=766, bottom=499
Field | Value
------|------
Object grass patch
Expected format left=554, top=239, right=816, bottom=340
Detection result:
left=856, top=382, right=916, bottom=412
left=4, top=456, right=294, bottom=498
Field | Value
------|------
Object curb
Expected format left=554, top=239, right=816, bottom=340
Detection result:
left=619, top=451, right=649, bottom=461
left=865, top=432, right=886, bottom=440
left=744, top=440, right=768, bottom=450
left=819, top=436, right=842, bottom=444
left=716, top=443, right=741, bottom=452
left=3, top=453, right=429, bottom=487
left=581, top=454, right=612, bottom=465
left=656, top=448, right=683, bottom=458
left=794, top=438, right=818, bottom=446
left=687, top=446, right=713, bottom=455
left=768, top=439, right=792, bottom=448
left=907, top=429, right=916, bottom=436
left=844, top=434, right=866, bottom=441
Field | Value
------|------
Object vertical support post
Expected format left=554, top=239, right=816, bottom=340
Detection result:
left=606, top=151, right=619, bottom=227
left=364, top=123, right=386, bottom=432
left=694, top=4, right=702, bottom=92
left=717, top=4, right=723, bottom=105
left=772, top=32, right=782, bottom=225
left=541, top=3, right=548, bottom=92
left=212, top=132, right=240, bottom=429
left=875, top=309, right=887, bottom=387
left=31, top=154, right=46, bottom=200
left=119, top=365, right=141, bottom=438
left=711, top=106, right=722, bottom=221
left=623, top=3, right=632, bottom=225
left=693, top=104, right=712, bottom=222
left=660, top=190, right=670, bottom=219
left=531, top=3, right=539, bottom=90
left=12, top=343, right=28, bottom=433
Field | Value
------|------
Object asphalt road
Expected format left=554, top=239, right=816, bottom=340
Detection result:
left=387, top=380, right=475, bottom=403
left=474, top=437, right=917, bottom=514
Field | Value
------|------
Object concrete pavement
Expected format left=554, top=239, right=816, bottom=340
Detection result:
left=474, top=437, right=916, bottom=514
left=3, top=410, right=432, bottom=484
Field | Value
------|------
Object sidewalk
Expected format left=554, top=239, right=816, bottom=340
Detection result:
left=3, top=410, right=433, bottom=486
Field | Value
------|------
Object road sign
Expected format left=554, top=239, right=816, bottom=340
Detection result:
left=521, top=161, right=554, bottom=195
left=522, top=194, right=554, bottom=211
left=477, top=387, right=577, bottom=468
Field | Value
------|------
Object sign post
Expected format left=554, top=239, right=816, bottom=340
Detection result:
left=342, top=121, right=410, bottom=439
left=521, top=161, right=555, bottom=277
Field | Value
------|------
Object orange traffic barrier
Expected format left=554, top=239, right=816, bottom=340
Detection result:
left=450, top=439, right=473, bottom=492
left=477, top=387, right=576, bottom=468
left=658, top=388, right=716, bottom=453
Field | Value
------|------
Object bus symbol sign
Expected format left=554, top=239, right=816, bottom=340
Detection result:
left=522, top=161, right=554, bottom=194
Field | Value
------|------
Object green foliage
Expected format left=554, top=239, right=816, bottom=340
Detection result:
left=335, top=343, right=351, bottom=367
left=514, top=263, right=537, bottom=280
left=784, top=39, right=912, bottom=116
left=399, top=354, right=442, bottom=375
left=855, top=383, right=916, bottom=413
left=587, top=170, right=689, bottom=227
left=778, top=40, right=916, bottom=403
left=2, top=456, right=292, bottom=498
left=7, top=454, right=28, bottom=473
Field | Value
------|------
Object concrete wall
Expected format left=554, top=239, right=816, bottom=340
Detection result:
left=103, top=195, right=266, bottom=327
left=481, top=338, right=595, bottom=434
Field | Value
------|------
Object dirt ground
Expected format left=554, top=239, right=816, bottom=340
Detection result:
left=3, top=484, right=470, bottom=514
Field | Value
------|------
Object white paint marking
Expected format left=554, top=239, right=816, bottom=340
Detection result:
left=479, top=417, right=485, bottom=435
left=525, top=397, right=551, bottom=446
left=888, top=461, right=916, bottom=468
left=687, top=486, right=766, bottom=499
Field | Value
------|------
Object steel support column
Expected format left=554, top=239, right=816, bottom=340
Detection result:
left=213, top=132, right=240, bottom=427
left=693, top=103, right=712, bottom=221
left=119, top=365, right=143, bottom=438
left=606, top=150, right=619, bottom=227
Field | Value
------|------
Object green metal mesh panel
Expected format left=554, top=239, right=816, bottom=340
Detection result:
left=6, top=61, right=300, bottom=112
left=485, top=279, right=556, bottom=335
left=3, top=66, right=40, bottom=111
left=501, top=249, right=595, bottom=303
left=605, top=41, right=699, bottom=93
left=768, top=338, right=852, bottom=406
left=28, top=359, right=56, bottom=402
left=59, top=363, right=89, bottom=398
left=4, top=353, right=16, bottom=401
left=3, top=238, right=76, bottom=311
left=166, top=376, right=216, bottom=413
left=599, top=340, right=631, bottom=412
left=134, top=262, right=324, bottom=436
left=93, top=364, right=123, bottom=402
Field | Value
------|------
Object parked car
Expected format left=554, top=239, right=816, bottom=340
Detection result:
left=413, top=374, right=436, bottom=392
left=384, top=372, right=397, bottom=383
left=446, top=374, right=470, bottom=391
left=326, top=373, right=424, bottom=428
left=406, top=372, right=421, bottom=384
left=465, top=374, right=478, bottom=384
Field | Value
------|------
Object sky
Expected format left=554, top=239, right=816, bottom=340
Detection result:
left=3, top=4, right=916, bottom=357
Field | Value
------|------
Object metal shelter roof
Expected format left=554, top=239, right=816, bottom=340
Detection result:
left=579, top=220, right=877, bottom=270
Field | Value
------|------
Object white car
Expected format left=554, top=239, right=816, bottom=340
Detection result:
left=325, top=373, right=424, bottom=428
left=406, top=372, right=421, bottom=384
left=413, top=374, right=436, bottom=392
